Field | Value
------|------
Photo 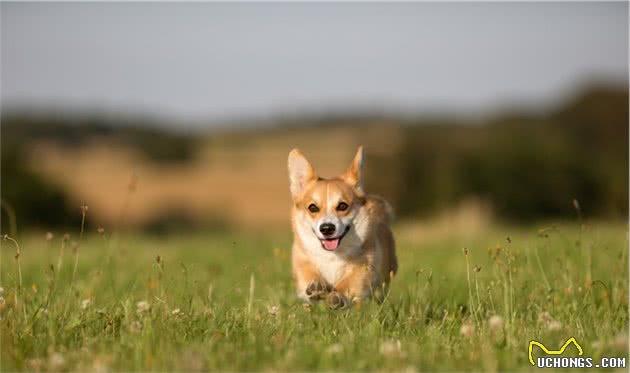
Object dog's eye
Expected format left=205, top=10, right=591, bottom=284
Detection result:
left=336, top=202, right=349, bottom=211
left=308, top=204, right=319, bottom=213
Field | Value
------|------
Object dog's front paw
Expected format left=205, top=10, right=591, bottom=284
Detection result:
left=305, top=279, right=331, bottom=301
left=326, top=291, right=349, bottom=310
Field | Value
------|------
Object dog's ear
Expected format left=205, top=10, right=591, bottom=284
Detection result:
left=288, top=149, right=316, bottom=198
left=342, top=146, right=364, bottom=189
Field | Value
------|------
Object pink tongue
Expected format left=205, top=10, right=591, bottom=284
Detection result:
left=322, top=238, right=340, bottom=251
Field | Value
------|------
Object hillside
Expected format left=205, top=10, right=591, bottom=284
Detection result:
left=1, top=85, right=627, bottom=233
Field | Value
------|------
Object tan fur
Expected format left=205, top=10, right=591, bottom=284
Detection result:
left=288, top=146, right=397, bottom=305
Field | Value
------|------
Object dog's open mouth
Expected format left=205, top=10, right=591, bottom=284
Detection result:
left=321, top=226, right=351, bottom=251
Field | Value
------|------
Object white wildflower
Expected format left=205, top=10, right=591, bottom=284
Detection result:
left=537, top=311, right=552, bottom=324
left=547, top=320, right=563, bottom=331
left=129, top=320, right=142, bottom=333
left=81, top=298, right=92, bottom=310
left=48, top=352, right=65, bottom=371
left=136, top=300, right=150, bottom=314
left=403, top=365, right=419, bottom=373
left=325, top=343, right=344, bottom=355
left=488, top=315, right=504, bottom=332
left=92, top=358, right=110, bottom=373
left=26, top=358, right=44, bottom=371
left=460, top=321, right=475, bottom=338
left=380, top=340, right=405, bottom=358
left=267, top=305, right=280, bottom=317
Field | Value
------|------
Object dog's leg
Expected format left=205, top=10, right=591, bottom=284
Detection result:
left=305, top=277, right=332, bottom=301
left=293, top=258, right=331, bottom=302
left=330, top=264, right=374, bottom=308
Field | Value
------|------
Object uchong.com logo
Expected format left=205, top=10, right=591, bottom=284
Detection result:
left=529, top=337, right=626, bottom=369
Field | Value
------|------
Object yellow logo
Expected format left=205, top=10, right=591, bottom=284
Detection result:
left=528, top=337, right=584, bottom=365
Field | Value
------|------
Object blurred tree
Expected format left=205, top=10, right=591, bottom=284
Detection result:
left=1, top=142, right=80, bottom=234
left=1, top=84, right=627, bottom=230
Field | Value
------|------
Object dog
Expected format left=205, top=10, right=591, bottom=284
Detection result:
left=287, top=146, right=397, bottom=308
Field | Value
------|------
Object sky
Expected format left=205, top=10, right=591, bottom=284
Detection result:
left=1, top=2, right=628, bottom=127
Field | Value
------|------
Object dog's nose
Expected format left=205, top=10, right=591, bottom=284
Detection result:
left=319, top=223, right=336, bottom=237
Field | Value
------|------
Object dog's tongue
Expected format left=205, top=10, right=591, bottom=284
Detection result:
left=322, top=238, right=340, bottom=251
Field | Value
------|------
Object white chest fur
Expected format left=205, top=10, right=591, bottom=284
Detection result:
left=307, top=248, right=348, bottom=285
left=295, top=220, right=356, bottom=285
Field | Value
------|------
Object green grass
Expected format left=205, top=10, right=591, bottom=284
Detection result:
left=1, top=222, right=628, bottom=371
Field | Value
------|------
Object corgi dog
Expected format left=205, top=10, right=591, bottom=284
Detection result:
left=287, top=146, right=397, bottom=308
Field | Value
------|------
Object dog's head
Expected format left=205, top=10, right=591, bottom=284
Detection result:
left=288, top=146, right=367, bottom=252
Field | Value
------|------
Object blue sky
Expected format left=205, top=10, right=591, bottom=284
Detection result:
left=1, top=2, right=627, bottom=127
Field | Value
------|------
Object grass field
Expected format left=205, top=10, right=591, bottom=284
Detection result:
left=1, top=221, right=628, bottom=371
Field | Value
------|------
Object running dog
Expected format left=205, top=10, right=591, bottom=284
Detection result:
left=287, top=146, right=397, bottom=308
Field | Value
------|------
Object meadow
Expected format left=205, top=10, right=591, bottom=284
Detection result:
left=1, top=220, right=628, bottom=371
